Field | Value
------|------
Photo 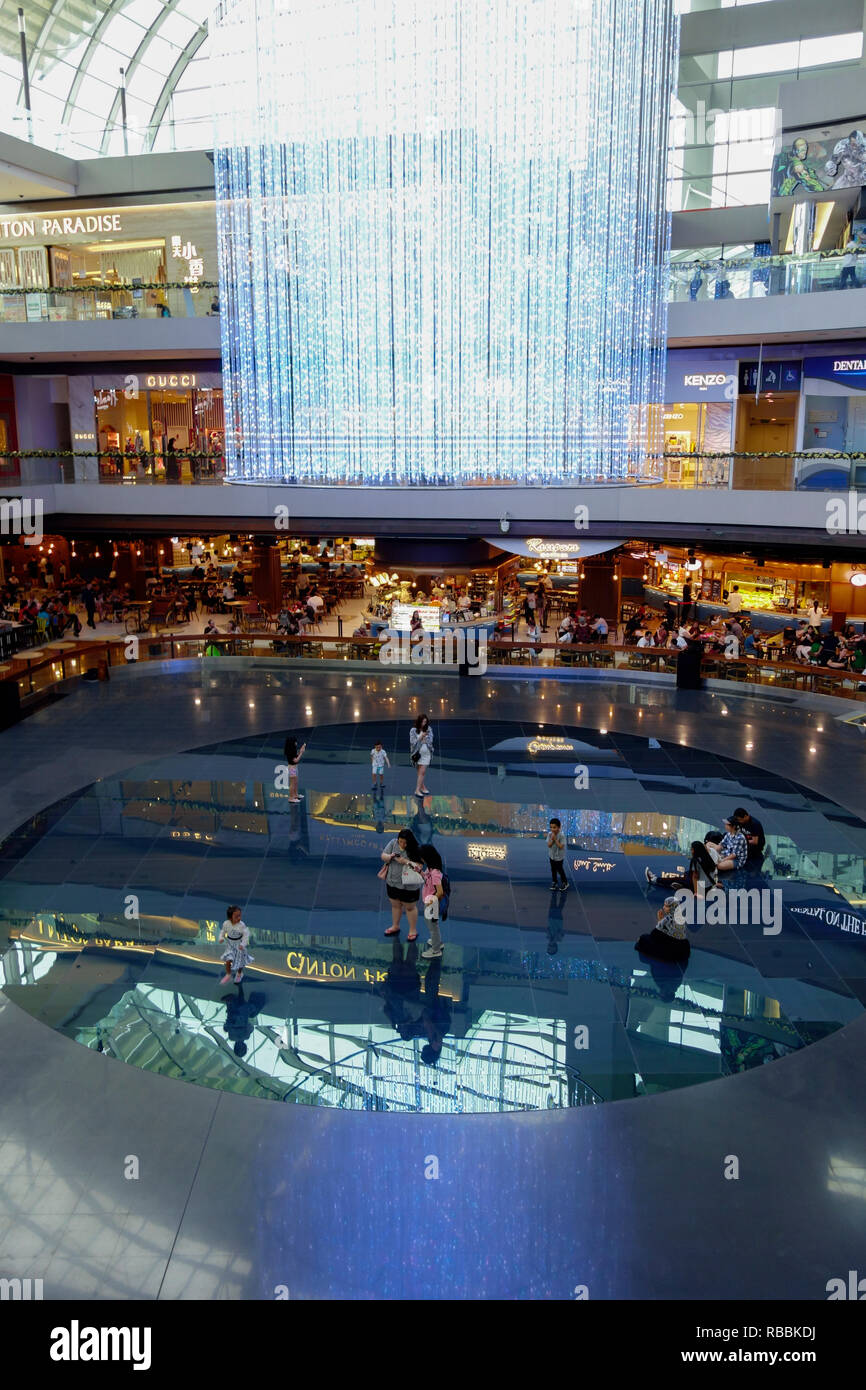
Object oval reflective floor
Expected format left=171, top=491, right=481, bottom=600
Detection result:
left=0, top=718, right=864, bottom=1112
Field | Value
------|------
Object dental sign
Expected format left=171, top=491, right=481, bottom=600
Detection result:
left=0, top=213, right=122, bottom=239
left=805, top=356, right=866, bottom=388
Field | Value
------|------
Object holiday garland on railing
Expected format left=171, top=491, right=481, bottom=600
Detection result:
left=2, top=449, right=866, bottom=463
left=0, top=281, right=220, bottom=295
left=673, top=249, right=866, bottom=273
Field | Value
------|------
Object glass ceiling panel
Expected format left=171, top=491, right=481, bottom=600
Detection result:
left=101, top=16, right=149, bottom=59
left=0, top=2, right=861, bottom=169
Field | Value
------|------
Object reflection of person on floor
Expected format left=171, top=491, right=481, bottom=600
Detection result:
left=419, top=956, right=452, bottom=1066
left=411, top=798, right=434, bottom=846
left=287, top=799, right=309, bottom=858
left=547, top=892, right=565, bottom=955
left=635, top=895, right=690, bottom=963
left=222, top=987, right=263, bottom=1058
left=646, top=956, right=686, bottom=1003
left=381, top=938, right=424, bottom=1040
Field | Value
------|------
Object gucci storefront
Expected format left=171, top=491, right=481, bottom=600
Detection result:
left=68, top=369, right=224, bottom=482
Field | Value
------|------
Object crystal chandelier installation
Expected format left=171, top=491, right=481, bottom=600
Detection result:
left=213, top=0, right=679, bottom=485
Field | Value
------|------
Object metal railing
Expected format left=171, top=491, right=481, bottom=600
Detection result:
left=3, top=448, right=860, bottom=491
left=3, top=634, right=864, bottom=705
left=669, top=251, right=866, bottom=303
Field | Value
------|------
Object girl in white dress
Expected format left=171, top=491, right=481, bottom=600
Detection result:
left=219, top=905, right=254, bottom=985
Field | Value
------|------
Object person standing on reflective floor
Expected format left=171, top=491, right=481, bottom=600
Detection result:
left=283, top=733, right=307, bottom=803
left=418, top=843, right=445, bottom=959
left=381, top=827, right=423, bottom=939
left=547, top=817, right=569, bottom=891
left=219, top=905, right=254, bottom=985
left=409, top=713, right=433, bottom=796
left=371, top=739, right=390, bottom=793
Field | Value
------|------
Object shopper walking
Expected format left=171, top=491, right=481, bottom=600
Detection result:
left=219, top=905, right=254, bottom=985
left=380, top=827, right=424, bottom=940
left=82, top=581, right=98, bottom=630
left=547, top=817, right=569, bottom=890
left=409, top=713, right=433, bottom=796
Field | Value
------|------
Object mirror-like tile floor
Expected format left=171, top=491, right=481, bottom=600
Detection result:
left=1, top=718, right=864, bottom=1112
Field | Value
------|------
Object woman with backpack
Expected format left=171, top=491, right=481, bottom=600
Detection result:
left=418, top=844, right=447, bottom=959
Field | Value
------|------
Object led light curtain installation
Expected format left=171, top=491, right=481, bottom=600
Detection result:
left=213, top=0, right=678, bottom=485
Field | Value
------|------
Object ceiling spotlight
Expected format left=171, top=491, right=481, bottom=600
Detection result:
left=500, top=515, right=511, bottom=534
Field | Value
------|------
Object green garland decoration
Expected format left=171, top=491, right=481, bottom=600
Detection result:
left=0, top=281, right=219, bottom=295
left=3, top=448, right=866, bottom=463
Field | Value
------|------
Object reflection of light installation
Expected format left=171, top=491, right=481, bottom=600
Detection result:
left=467, top=843, right=508, bottom=862
left=213, top=0, right=678, bottom=485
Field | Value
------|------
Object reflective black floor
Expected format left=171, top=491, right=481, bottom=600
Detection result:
left=2, top=717, right=863, bottom=1113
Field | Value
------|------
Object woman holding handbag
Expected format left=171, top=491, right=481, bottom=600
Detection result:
left=409, top=713, right=433, bottom=797
left=380, top=828, right=424, bottom=939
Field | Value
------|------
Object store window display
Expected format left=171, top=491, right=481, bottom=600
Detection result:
left=93, top=381, right=225, bottom=483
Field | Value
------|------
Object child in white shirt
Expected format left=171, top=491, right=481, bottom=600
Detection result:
left=371, top=741, right=391, bottom=790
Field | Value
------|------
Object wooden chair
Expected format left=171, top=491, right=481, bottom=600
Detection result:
left=147, top=598, right=176, bottom=631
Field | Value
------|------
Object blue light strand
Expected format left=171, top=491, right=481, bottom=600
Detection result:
left=213, top=0, right=679, bottom=485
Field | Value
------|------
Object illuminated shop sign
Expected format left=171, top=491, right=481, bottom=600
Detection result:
left=664, top=361, right=737, bottom=401
left=528, top=736, right=576, bottom=754
left=804, top=356, right=866, bottom=388
left=0, top=213, right=123, bottom=239
left=683, top=373, right=726, bottom=388
left=171, top=234, right=204, bottom=291
left=145, top=374, right=198, bottom=388
left=526, top=537, right=583, bottom=557
left=286, top=950, right=386, bottom=982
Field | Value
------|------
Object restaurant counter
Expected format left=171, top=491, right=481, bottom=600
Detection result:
left=641, top=587, right=859, bottom=636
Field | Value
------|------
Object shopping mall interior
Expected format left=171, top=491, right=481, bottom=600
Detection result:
left=1, top=0, right=866, bottom=1323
